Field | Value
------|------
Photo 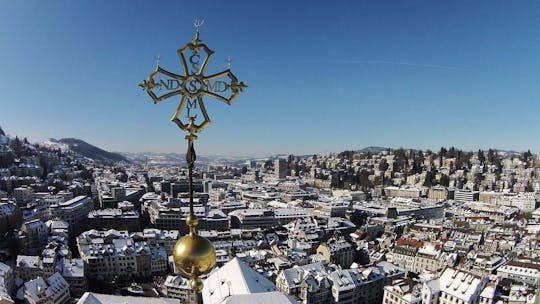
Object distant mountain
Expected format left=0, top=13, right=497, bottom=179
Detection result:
left=357, top=146, right=389, bottom=153
left=54, top=138, right=128, bottom=163
left=121, top=151, right=251, bottom=165
left=496, top=149, right=527, bottom=157
left=121, top=152, right=185, bottom=165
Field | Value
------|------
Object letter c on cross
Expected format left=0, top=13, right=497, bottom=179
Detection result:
left=189, top=53, right=200, bottom=73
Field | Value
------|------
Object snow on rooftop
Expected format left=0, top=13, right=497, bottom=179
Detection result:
left=77, top=292, right=178, bottom=304
left=202, top=257, right=278, bottom=304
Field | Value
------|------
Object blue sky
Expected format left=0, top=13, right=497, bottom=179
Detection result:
left=1, top=1, right=539, bottom=156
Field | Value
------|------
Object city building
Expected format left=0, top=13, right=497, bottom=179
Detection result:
left=111, top=187, right=126, bottom=202
left=146, top=202, right=227, bottom=233
left=229, top=208, right=310, bottom=229
left=87, top=208, right=140, bottom=231
left=275, top=159, right=288, bottom=179
left=16, top=219, right=48, bottom=255
left=162, top=276, right=197, bottom=304
left=77, top=229, right=167, bottom=281
left=384, top=187, right=421, bottom=199
left=0, top=201, right=16, bottom=233
left=49, top=196, right=93, bottom=232
left=454, top=189, right=480, bottom=203
left=318, top=200, right=350, bottom=217
left=203, top=257, right=295, bottom=304
left=382, top=278, right=421, bottom=304
left=316, top=235, right=355, bottom=268
left=77, top=293, right=178, bottom=304
left=59, top=259, right=86, bottom=297
left=277, top=261, right=405, bottom=303
left=423, top=267, right=488, bottom=304
left=13, top=187, right=34, bottom=204
left=16, top=255, right=43, bottom=283
left=23, top=273, right=70, bottom=304
left=497, top=259, right=540, bottom=286
left=0, top=262, right=14, bottom=300
left=507, top=285, right=537, bottom=304
left=510, top=193, right=538, bottom=213
left=161, top=276, right=196, bottom=304
left=428, top=186, right=448, bottom=200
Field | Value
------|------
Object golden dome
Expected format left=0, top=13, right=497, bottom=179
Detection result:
left=173, top=217, right=216, bottom=292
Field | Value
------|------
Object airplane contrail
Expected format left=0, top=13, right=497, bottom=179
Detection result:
left=247, top=59, right=469, bottom=71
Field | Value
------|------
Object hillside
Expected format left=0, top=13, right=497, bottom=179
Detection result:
left=54, top=138, right=128, bottom=163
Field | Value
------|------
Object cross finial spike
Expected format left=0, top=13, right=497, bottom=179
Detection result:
left=194, top=19, right=204, bottom=33
left=193, top=19, right=204, bottom=44
left=227, top=57, right=232, bottom=69
left=155, top=54, right=161, bottom=68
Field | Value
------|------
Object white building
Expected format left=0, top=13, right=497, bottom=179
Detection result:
left=16, top=220, right=48, bottom=255
left=77, top=293, right=178, bottom=304
left=136, top=229, right=180, bottom=256
left=161, top=276, right=196, bottom=304
left=510, top=193, right=537, bottom=213
left=316, top=235, right=355, bottom=268
left=422, top=267, right=487, bottom=304
left=277, top=261, right=405, bottom=304
left=203, top=257, right=295, bottom=304
left=0, top=262, right=14, bottom=301
left=318, top=199, right=350, bottom=217
left=383, top=278, right=422, bottom=304
left=507, top=285, right=537, bottom=304
left=229, top=208, right=309, bottom=229
left=59, top=259, right=86, bottom=297
left=497, top=259, right=540, bottom=286
left=454, top=190, right=479, bottom=203
left=77, top=229, right=167, bottom=280
left=16, top=255, right=43, bottom=282
left=23, top=273, right=70, bottom=304
left=49, top=196, right=93, bottom=229
left=13, top=187, right=34, bottom=204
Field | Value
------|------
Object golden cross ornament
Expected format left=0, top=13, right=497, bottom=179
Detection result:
left=139, top=21, right=246, bottom=296
left=139, top=21, right=247, bottom=136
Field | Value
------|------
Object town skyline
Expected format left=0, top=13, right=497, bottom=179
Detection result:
left=1, top=127, right=539, bottom=304
left=1, top=1, right=540, bottom=156
left=0, top=125, right=536, bottom=160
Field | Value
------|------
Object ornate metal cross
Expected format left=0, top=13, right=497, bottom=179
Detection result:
left=139, top=22, right=246, bottom=297
left=139, top=22, right=247, bottom=137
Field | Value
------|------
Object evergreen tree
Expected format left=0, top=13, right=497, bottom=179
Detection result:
left=356, top=170, right=371, bottom=190
left=439, top=147, right=446, bottom=166
left=440, top=174, right=450, bottom=187
left=424, top=171, right=434, bottom=187
left=10, top=136, right=23, bottom=156
left=439, top=147, right=447, bottom=157
left=478, top=149, right=485, bottom=163
left=411, top=160, right=422, bottom=175
left=523, top=149, right=533, bottom=166
left=487, top=149, right=496, bottom=164
left=379, top=159, right=389, bottom=172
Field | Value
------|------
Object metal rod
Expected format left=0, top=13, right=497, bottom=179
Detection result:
left=185, top=136, right=197, bottom=235
left=188, top=156, right=194, bottom=216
